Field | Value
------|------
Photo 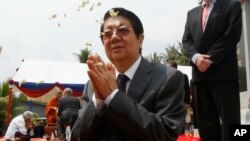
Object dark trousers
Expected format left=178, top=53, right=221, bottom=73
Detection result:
left=57, top=118, right=66, bottom=141
left=193, top=80, right=240, bottom=141
left=14, top=131, right=31, bottom=141
left=57, top=114, right=78, bottom=141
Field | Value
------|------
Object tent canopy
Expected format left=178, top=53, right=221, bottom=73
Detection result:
left=9, top=59, right=89, bottom=103
left=177, top=65, right=192, bottom=84
left=9, top=59, right=192, bottom=103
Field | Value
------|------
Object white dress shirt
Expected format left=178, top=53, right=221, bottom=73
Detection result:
left=5, top=114, right=28, bottom=139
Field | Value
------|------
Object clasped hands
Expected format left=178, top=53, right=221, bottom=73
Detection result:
left=196, top=54, right=213, bottom=72
left=25, top=120, right=33, bottom=129
left=87, top=54, right=117, bottom=100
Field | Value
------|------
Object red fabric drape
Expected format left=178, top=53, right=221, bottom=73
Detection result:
left=9, top=80, right=82, bottom=97
left=9, top=80, right=64, bottom=98
left=14, top=83, right=63, bottom=98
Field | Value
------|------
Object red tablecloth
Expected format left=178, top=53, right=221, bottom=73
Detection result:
left=177, top=134, right=200, bottom=141
left=0, top=138, right=46, bottom=141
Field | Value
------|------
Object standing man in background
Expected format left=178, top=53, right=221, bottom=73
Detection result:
left=182, top=0, right=242, bottom=141
left=58, top=88, right=81, bottom=141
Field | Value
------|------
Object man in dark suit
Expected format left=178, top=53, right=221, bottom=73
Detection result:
left=57, top=88, right=81, bottom=141
left=182, top=0, right=242, bottom=141
left=71, top=7, right=186, bottom=141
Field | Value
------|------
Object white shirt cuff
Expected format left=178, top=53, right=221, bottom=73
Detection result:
left=92, top=89, right=119, bottom=110
left=104, top=89, right=119, bottom=105
left=192, top=53, right=201, bottom=64
left=92, top=94, right=105, bottom=110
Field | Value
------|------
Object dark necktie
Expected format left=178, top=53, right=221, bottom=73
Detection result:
left=117, top=74, right=129, bottom=93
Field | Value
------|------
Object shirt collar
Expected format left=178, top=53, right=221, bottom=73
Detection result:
left=202, top=0, right=216, bottom=8
left=116, top=56, right=142, bottom=80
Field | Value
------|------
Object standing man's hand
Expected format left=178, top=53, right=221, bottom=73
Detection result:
left=196, top=54, right=213, bottom=72
left=87, top=54, right=117, bottom=100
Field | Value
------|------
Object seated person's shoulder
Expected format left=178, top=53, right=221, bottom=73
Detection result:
left=166, top=66, right=183, bottom=79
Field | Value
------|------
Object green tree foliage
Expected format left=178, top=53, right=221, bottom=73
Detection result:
left=0, top=96, right=8, bottom=129
left=0, top=95, right=26, bottom=130
left=144, top=42, right=190, bottom=66
left=0, top=80, right=26, bottom=130
left=0, top=80, right=9, bottom=97
left=161, top=42, right=189, bottom=66
left=73, top=47, right=92, bottom=63
left=145, top=52, right=162, bottom=63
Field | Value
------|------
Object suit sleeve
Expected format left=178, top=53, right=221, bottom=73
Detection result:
left=57, top=99, right=62, bottom=117
left=207, top=1, right=242, bottom=65
left=76, top=81, right=105, bottom=141
left=182, top=10, right=198, bottom=66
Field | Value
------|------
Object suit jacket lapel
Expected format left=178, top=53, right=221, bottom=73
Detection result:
left=127, top=57, right=152, bottom=102
left=197, top=6, right=203, bottom=35
left=205, top=0, right=224, bottom=33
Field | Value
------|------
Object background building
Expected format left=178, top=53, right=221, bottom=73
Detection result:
left=239, top=0, right=250, bottom=124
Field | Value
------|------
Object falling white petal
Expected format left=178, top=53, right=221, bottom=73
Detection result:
left=77, top=7, right=81, bottom=12
left=90, top=3, right=95, bottom=11
left=85, top=43, right=92, bottom=47
left=19, top=79, right=26, bottom=87
left=95, top=18, right=103, bottom=25
left=36, top=80, right=44, bottom=85
left=0, top=46, right=2, bottom=54
left=81, top=0, right=90, bottom=7
left=109, top=9, right=119, bottom=17
left=49, top=14, right=57, bottom=20
left=96, top=2, right=101, bottom=6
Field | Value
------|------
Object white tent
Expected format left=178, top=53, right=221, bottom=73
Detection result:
left=178, top=65, right=192, bottom=83
left=10, top=59, right=89, bottom=103
left=9, top=59, right=192, bottom=103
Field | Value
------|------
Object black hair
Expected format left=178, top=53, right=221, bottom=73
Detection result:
left=169, top=61, right=178, bottom=69
left=100, top=7, right=144, bottom=40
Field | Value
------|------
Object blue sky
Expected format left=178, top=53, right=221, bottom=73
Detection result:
left=0, top=0, right=198, bottom=82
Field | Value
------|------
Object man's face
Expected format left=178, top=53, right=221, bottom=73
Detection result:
left=102, top=16, right=143, bottom=64
left=24, top=118, right=32, bottom=128
left=37, top=121, right=41, bottom=125
left=56, top=90, right=62, bottom=98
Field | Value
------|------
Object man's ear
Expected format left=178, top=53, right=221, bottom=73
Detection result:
left=139, top=34, right=144, bottom=44
left=138, top=34, right=144, bottom=54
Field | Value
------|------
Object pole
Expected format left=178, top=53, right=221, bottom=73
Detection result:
left=5, top=87, right=12, bottom=127
left=28, top=100, right=32, bottom=111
